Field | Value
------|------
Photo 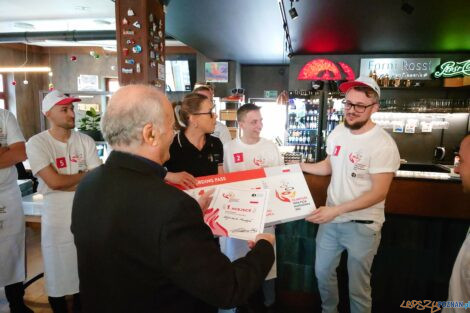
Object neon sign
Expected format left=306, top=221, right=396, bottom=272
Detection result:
left=298, top=58, right=355, bottom=81
left=434, top=60, right=470, bottom=78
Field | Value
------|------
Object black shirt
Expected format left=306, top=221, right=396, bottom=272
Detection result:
left=164, top=132, right=223, bottom=177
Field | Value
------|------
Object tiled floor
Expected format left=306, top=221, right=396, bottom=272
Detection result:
left=0, top=225, right=55, bottom=313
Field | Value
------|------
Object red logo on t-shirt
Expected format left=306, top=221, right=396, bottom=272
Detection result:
left=333, top=145, right=341, bottom=156
left=233, top=153, right=244, bottom=163
left=56, top=157, right=67, bottom=169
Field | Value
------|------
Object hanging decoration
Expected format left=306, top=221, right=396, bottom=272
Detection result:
left=11, top=80, right=17, bottom=86
left=48, top=83, right=54, bottom=91
left=70, top=55, right=77, bottom=62
left=89, top=51, right=100, bottom=59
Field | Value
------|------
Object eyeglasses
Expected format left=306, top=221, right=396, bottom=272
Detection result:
left=193, top=106, right=216, bottom=118
left=341, top=99, right=376, bottom=113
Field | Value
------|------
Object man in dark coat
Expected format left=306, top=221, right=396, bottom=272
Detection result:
left=71, top=84, right=275, bottom=313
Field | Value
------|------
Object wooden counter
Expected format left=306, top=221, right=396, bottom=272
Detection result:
left=303, top=174, right=470, bottom=219
left=277, top=174, right=470, bottom=312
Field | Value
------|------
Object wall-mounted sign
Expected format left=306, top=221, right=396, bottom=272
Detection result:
left=298, top=58, right=355, bottom=81
left=77, top=75, right=99, bottom=91
left=264, top=90, right=278, bottom=98
left=360, top=58, right=441, bottom=80
left=434, top=60, right=470, bottom=78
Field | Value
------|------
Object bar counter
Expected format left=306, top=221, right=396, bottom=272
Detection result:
left=276, top=173, right=470, bottom=312
left=304, top=173, right=470, bottom=220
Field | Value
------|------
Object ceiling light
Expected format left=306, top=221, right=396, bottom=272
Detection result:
left=0, top=67, right=52, bottom=73
left=75, top=6, right=90, bottom=11
left=13, top=22, right=35, bottom=30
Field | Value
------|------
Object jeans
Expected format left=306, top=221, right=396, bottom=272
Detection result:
left=315, top=222, right=381, bottom=313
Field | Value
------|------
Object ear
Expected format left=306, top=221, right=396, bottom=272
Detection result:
left=142, top=123, right=159, bottom=146
left=371, top=103, right=379, bottom=114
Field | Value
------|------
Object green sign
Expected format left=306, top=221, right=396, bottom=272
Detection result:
left=264, top=90, right=278, bottom=98
left=434, top=59, right=470, bottom=78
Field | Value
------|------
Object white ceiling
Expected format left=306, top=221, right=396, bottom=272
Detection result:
left=0, top=0, right=185, bottom=48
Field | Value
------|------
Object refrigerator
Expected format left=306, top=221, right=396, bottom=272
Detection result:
left=286, top=90, right=344, bottom=162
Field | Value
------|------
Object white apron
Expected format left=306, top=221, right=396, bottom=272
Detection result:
left=0, top=183, right=26, bottom=287
left=41, top=191, right=79, bottom=297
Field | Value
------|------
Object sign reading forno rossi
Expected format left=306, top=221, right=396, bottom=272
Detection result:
left=360, top=58, right=441, bottom=80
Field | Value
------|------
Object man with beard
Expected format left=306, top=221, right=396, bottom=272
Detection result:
left=301, top=76, right=400, bottom=313
left=26, top=90, right=101, bottom=313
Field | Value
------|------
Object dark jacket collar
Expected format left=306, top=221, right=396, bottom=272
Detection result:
left=106, top=150, right=167, bottom=179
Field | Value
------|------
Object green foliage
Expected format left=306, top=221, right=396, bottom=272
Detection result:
left=78, top=107, right=101, bottom=131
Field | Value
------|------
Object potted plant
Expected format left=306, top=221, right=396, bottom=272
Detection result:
left=78, top=107, right=104, bottom=141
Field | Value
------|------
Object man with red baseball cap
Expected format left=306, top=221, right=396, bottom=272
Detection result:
left=301, top=76, right=400, bottom=313
left=26, top=90, right=101, bottom=313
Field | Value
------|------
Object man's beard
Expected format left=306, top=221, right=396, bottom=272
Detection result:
left=344, top=117, right=367, bottom=130
left=58, top=121, right=75, bottom=130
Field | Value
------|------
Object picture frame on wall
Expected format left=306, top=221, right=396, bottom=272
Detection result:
left=205, top=62, right=229, bottom=83
left=78, top=74, right=100, bottom=91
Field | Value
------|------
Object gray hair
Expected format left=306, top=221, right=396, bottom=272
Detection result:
left=101, top=85, right=165, bottom=147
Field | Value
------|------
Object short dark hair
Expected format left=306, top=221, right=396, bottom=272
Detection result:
left=237, top=103, right=260, bottom=122
left=352, top=86, right=379, bottom=102
left=193, top=86, right=212, bottom=94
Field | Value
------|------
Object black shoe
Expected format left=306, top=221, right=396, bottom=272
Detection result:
left=48, top=296, right=68, bottom=313
left=4, top=282, right=34, bottom=313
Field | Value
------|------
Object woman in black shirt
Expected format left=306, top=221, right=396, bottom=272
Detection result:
left=164, top=92, right=224, bottom=184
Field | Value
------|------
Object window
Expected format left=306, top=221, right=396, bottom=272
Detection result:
left=0, top=74, right=7, bottom=110
left=165, top=60, right=191, bottom=92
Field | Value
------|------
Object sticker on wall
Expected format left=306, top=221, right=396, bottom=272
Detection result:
left=158, top=63, right=165, bottom=81
left=123, top=30, right=134, bottom=36
left=122, top=18, right=128, bottom=25
left=158, top=30, right=163, bottom=38
left=122, top=48, right=129, bottom=56
left=392, top=120, right=404, bottom=133
left=126, top=39, right=135, bottom=45
left=125, top=59, right=135, bottom=65
left=421, top=122, right=433, bottom=133
left=152, top=23, right=157, bottom=32
left=149, top=13, right=154, bottom=22
left=122, top=68, right=134, bottom=74
left=133, top=21, right=141, bottom=29
left=132, top=45, right=142, bottom=54
left=150, top=50, right=156, bottom=59
left=150, top=61, right=156, bottom=68
left=127, top=9, right=135, bottom=16
left=136, top=63, right=141, bottom=73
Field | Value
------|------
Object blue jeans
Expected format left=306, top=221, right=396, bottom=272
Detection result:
left=315, top=222, right=381, bottom=313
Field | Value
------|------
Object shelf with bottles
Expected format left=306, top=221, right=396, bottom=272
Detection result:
left=292, top=145, right=316, bottom=163
left=379, top=98, right=470, bottom=113
left=287, top=129, right=318, bottom=145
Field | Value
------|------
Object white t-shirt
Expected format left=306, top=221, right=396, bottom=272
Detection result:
left=0, top=109, right=25, bottom=190
left=223, top=137, right=282, bottom=172
left=444, top=229, right=470, bottom=313
left=26, top=130, right=101, bottom=196
left=326, top=124, right=400, bottom=229
left=213, top=121, right=232, bottom=145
